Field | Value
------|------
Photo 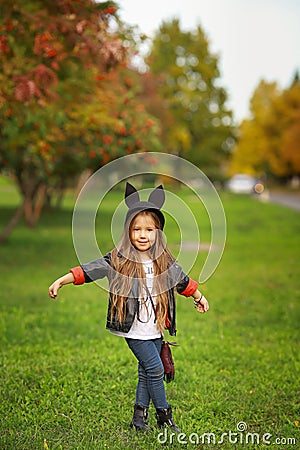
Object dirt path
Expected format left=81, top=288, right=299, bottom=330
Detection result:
left=267, top=191, right=300, bottom=211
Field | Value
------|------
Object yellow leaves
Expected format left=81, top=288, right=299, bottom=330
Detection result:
left=282, top=119, right=300, bottom=172
left=46, top=127, right=66, bottom=143
left=169, top=125, right=191, bottom=153
left=229, top=78, right=300, bottom=177
left=38, top=140, right=50, bottom=152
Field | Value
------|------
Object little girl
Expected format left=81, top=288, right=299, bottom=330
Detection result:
left=48, top=182, right=209, bottom=432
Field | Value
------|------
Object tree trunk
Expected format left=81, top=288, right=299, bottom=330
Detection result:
left=76, top=169, right=92, bottom=196
left=0, top=183, right=48, bottom=244
left=24, top=184, right=47, bottom=227
left=0, top=201, right=25, bottom=244
left=55, top=188, right=65, bottom=209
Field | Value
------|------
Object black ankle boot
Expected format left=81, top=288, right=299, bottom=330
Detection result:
left=155, top=405, right=181, bottom=433
left=130, top=404, right=153, bottom=431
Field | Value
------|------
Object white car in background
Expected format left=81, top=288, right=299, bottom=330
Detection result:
left=226, top=174, right=264, bottom=194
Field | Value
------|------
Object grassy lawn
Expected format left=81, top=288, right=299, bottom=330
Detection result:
left=0, top=183, right=299, bottom=449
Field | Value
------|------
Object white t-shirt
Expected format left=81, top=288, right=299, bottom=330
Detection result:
left=110, top=259, right=161, bottom=340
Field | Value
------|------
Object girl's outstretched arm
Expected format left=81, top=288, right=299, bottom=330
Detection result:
left=192, top=289, right=209, bottom=313
left=48, top=272, right=75, bottom=299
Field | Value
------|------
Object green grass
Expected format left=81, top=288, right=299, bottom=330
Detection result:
left=0, top=185, right=299, bottom=449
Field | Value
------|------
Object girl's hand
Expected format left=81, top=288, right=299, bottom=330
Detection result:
left=193, top=293, right=209, bottom=313
left=48, top=280, right=62, bottom=299
left=48, top=273, right=75, bottom=299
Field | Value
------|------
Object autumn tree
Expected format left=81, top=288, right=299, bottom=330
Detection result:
left=0, top=0, right=161, bottom=241
left=142, top=19, right=235, bottom=180
left=229, top=80, right=281, bottom=176
left=71, top=67, right=162, bottom=175
left=229, top=75, right=300, bottom=179
left=0, top=1, right=122, bottom=226
left=279, top=74, right=300, bottom=176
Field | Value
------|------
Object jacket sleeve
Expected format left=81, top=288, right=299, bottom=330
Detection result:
left=177, top=277, right=198, bottom=297
left=70, top=266, right=85, bottom=285
left=70, top=253, right=111, bottom=285
left=171, top=261, right=199, bottom=297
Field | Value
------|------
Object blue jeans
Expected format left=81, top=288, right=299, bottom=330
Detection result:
left=125, top=337, right=169, bottom=409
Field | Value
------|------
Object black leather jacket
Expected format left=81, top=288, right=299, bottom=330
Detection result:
left=80, top=252, right=192, bottom=336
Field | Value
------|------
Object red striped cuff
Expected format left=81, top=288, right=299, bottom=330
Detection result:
left=180, top=278, right=198, bottom=297
left=70, top=266, right=85, bottom=285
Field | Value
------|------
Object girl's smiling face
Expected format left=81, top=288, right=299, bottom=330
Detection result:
left=129, top=213, right=157, bottom=253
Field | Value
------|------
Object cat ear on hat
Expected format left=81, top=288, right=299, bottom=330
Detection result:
left=125, top=182, right=140, bottom=208
left=148, top=185, right=165, bottom=209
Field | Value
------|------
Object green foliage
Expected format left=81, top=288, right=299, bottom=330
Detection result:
left=0, top=0, right=162, bottom=231
left=144, top=19, right=235, bottom=179
left=0, top=1, right=123, bottom=222
left=0, top=185, right=299, bottom=449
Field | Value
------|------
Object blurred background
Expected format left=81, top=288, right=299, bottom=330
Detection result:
left=0, top=0, right=299, bottom=240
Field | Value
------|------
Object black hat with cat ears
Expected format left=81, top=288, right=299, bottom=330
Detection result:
left=124, top=182, right=165, bottom=229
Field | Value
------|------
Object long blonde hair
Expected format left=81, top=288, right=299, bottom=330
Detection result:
left=109, top=210, right=174, bottom=333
